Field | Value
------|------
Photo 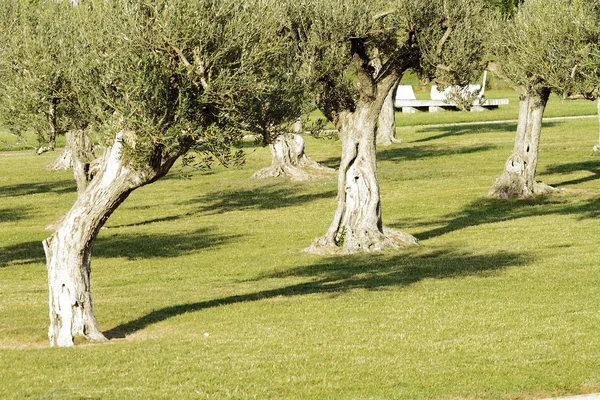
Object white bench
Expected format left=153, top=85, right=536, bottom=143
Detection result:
left=394, top=84, right=509, bottom=113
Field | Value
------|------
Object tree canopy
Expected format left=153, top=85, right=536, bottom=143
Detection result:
left=0, top=1, right=86, bottom=149
left=487, top=0, right=600, bottom=96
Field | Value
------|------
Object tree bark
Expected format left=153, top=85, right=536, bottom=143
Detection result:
left=377, top=80, right=402, bottom=146
left=305, top=101, right=417, bottom=254
left=48, top=129, right=96, bottom=194
left=293, top=119, right=303, bottom=134
left=47, top=100, right=58, bottom=151
left=487, top=87, right=556, bottom=198
left=252, top=133, right=333, bottom=181
left=43, top=130, right=183, bottom=347
left=35, top=100, right=60, bottom=155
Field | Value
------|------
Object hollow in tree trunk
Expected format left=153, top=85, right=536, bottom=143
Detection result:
left=43, top=130, right=183, bottom=346
left=305, top=103, right=418, bottom=254
left=487, top=87, right=556, bottom=199
left=251, top=133, right=333, bottom=181
left=377, top=80, right=402, bottom=146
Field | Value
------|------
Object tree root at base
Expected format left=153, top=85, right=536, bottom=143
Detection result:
left=304, top=226, right=418, bottom=255
left=377, top=137, right=403, bottom=146
left=252, top=162, right=334, bottom=181
left=487, top=174, right=558, bottom=199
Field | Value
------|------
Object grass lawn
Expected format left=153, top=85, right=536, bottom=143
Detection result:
left=1, top=111, right=600, bottom=398
left=308, top=88, right=599, bottom=131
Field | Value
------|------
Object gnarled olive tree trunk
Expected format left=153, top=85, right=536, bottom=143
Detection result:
left=252, top=133, right=333, bottom=181
left=305, top=102, right=417, bottom=254
left=377, top=81, right=402, bottom=146
left=43, top=130, right=182, bottom=347
left=487, top=87, right=555, bottom=198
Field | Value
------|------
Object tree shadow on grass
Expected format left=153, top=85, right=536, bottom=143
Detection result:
left=107, top=215, right=185, bottom=229
left=545, top=160, right=600, bottom=187
left=0, top=240, right=45, bottom=268
left=317, top=143, right=497, bottom=169
left=94, top=228, right=242, bottom=260
left=408, top=121, right=560, bottom=144
left=0, top=228, right=241, bottom=267
left=188, top=185, right=337, bottom=215
left=0, top=180, right=75, bottom=198
left=0, top=206, right=30, bottom=223
left=109, top=185, right=337, bottom=226
left=377, top=144, right=497, bottom=163
left=104, top=248, right=530, bottom=339
left=409, top=194, right=600, bottom=242
left=410, top=122, right=518, bottom=143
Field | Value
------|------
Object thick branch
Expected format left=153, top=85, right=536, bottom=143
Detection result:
left=166, top=40, right=209, bottom=90
left=437, top=25, right=453, bottom=56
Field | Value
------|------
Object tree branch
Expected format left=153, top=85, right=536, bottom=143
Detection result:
left=166, top=39, right=209, bottom=90
left=372, top=9, right=395, bottom=22
left=437, top=24, right=452, bottom=56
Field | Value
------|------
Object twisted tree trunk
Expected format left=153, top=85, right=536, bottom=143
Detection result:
left=252, top=133, right=333, bottom=181
left=377, top=80, right=402, bottom=146
left=43, top=130, right=184, bottom=347
left=305, top=102, right=417, bottom=254
left=487, top=86, right=555, bottom=198
left=306, top=39, right=417, bottom=254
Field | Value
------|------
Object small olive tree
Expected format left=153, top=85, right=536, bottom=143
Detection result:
left=486, top=0, right=600, bottom=198
left=0, top=1, right=87, bottom=153
left=243, top=52, right=333, bottom=180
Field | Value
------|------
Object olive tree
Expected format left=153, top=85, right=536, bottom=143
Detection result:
left=244, top=56, right=334, bottom=180
left=285, top=0, right=487, bottom=254
left=0, top=1, right=97, bottom=197
left=4, top=0, right=297, bottom=347
left=486, top=0, right=600, bottom=198
left=0, top=1, right=86, bottom=154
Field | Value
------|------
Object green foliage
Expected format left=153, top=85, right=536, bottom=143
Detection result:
left=69, top=0, right=293, bottom=164
left=486, top=0, right=600, bottom=96
left=0, top=1, right=86, bottom=146
left=496, top=0, right=523, bottom=15
left=282, top=0, right=491, bottom=122
left=418, top=0, right=490, bottom=87
left=1, top=0, right=305, bottom=166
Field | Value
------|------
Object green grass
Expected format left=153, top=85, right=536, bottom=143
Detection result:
left=2, top=113, right=600, bottom=399
left=395, top=89, right=598, bottom=127
left=0, top=126, right=67, bottom=152
left=308, top=88, right=599, bottom=131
